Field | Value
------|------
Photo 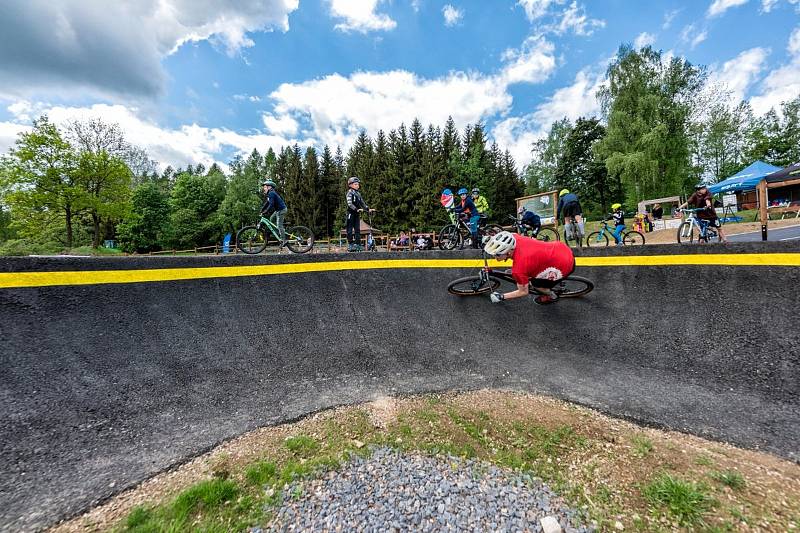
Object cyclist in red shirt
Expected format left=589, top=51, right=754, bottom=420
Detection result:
left=483, top=231, right=575, bottom=305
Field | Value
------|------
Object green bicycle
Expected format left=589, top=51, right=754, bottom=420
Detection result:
left=236, top=214, right=314, bottom=254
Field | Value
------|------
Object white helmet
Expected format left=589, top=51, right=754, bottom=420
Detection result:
left=483, top=231, right=516, bottom=256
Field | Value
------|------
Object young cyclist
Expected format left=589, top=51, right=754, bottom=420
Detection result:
left=455, top=187, right=481, bottom=248
left=472, top=188, right=490, bottom=216
left=556, top=189, right=584, bottom=243
left=517, top=206, right=541, bottom=237
left=677, top=184, right=728, bottom=243
left=483, top=230, right=575, bottom=305
left=609, top=203, right=625, bottom=246
left=345, top=177, right=374, bottom=252
left=260, top=179, right=287, bottom=246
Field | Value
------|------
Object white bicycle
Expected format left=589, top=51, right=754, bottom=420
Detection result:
left=676, top=208, right=719, bottom=244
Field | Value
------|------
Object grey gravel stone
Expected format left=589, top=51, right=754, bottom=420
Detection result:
left=263, top=447, right=588, bottom=532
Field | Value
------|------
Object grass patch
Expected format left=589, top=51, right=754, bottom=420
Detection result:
left=710, top=469, right=746, bottom=490
left=643, top=473, right=717, bottom=527
left=284, top=435, right=319, bottom=457
left=631, top=434, right=653, bottom=458
left=97, top=392, right=798, bottom=533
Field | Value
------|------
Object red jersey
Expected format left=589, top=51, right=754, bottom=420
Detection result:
left=510, top=234, right=575, bottom=285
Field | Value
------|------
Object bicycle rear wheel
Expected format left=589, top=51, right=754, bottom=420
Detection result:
left=564, top=229, right=583, bottom=248
left=285, top=225, right=314, bottom=253
left=676, top=222, right=697, bottom=244
left=550, top=276, right=594, bottom=298
left=535, top=227, right=559, bottom=242
left=438, top=224, right=461, bottom=250
left=447, top=275, right=501, bottom=296
left=623, top=230, right=645, bottom=245
left=236, top=225, right=268, bottom=254
left=585, top=231, right=608, bottom=247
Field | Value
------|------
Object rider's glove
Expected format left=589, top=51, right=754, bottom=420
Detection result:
left=490, top=291, right=504, bottom=304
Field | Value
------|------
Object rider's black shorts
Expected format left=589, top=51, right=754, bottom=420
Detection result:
left=529, top=259, right=576, bottom=289
left=562, top=201, right=582, bottom=218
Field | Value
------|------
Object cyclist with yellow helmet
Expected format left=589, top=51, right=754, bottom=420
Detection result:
left=556, top=189, right=584, bottom=244
left=609, top=203, right=625, bottom=246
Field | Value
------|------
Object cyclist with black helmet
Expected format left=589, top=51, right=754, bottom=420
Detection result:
left=483, top=230, right=575, bottom=305
left=677, top=183, right=728, bottom=243
left=455, top=187, right=481, bottom=248
left=261, top=179, right=288, bottom=246
left=345, top=176, right=374, bottom=252
left=556, top=189, right=584, bottom=244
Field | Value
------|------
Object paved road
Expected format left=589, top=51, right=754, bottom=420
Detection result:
left=728, top=223, right=800, bottom=242
left=1, top=244, right=798, bottom=531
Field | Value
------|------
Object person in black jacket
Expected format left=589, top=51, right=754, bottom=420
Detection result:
left=260, top=179, right=287, bottom=245
left=345, top=177, right=374, bottom=252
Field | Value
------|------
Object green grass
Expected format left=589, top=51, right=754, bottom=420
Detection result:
left=631, top=434, right=654, bottom=458
left=245, top=460, right=277, bottom=486
left=643, top=473, right=717, bottom=527
left=710, top=469, right=746, bottom=490
left=695, top=454, right=714, bottom=467
left=284, top=435, right=319, bottom=457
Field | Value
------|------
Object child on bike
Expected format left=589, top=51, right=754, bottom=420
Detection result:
left=345, top=177, right=374, bottom=252
left=261, top=179, right=287, bottom=246
left=609, top=203, right=625, bottom=246
left=518, top=206, right=541, bottom=237
left=455, top=187, right=481, bottom=248
left=677, top=184, right=728, bottom=243
left=483, top=231, right=575, bottom=305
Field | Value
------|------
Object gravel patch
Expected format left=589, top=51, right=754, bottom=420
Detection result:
left=262, top=447, right=593, bottom=532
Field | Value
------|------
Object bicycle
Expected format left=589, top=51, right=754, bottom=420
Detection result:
left=438, top=212, right=504, bottom=250
left=562, top=221, right=584, bottom=248
left=507, top=215, right=560, bottom=242
left=585, top=220, right=645, bottom=247
left=447, top=253, right=594, bottom=300
left=365, top=209, right=378, bottom=252
left=236, top=214, right=314, bottom=254
left=676, top=208, right=719, bottom=244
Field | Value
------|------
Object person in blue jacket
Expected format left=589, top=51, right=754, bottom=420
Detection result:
left=455, top=187, right=481, bottom=248
left=261, top=179, right=287, bottom=246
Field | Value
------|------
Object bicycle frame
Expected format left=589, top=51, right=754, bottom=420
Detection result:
left=681, top=209, right=717, bottom=241
left=257, top=214, right=298, bottom=242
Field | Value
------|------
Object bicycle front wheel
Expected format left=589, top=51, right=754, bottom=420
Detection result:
left=623, top=231, right=645, bottom=245
left=447, top=275, right=501, bottom=296
left=585, top=231, right=608, bottom=247
left=285, top=226, right=314, bottom=253
left=676, top=222, right=697, bottom=244
left=438, top=224, right=461, bottom=250
left=236, top=226, right=268, bottom=254
left=551, top=276, right=594, bottom=298
left=536, top=227, right=559, bottom=242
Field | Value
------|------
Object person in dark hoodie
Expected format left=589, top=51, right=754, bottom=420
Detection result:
left=345, top=177, right=374, bottom=252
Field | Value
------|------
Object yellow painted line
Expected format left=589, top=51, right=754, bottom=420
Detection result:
left=0, top=254, right=797, bottom=289
left=575, top=253, right=800, bottom=267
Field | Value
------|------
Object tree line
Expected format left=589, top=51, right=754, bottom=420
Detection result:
left=0, top=116, right=524, bottom=253
left=526, top=45, right=800, bottom=219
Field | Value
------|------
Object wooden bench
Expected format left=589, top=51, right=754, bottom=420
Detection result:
left=768, top=206, right=800, bottom=220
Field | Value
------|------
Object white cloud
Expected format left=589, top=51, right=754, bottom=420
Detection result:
left=749, top=27, right=800, bottom=115
left=662, top=9, right=680, bottom=29
left=761, top=0, right=779, bottom=10
left=1, top=103, right=302, bottom=170
left=493, top=68, right=604, bottom=168
left=552, top=1, right=605, bottom=36
left=634, top=32, right=656, bottom=48
left=0, top=0, right=300, bottom=100
left=517, top=0, right=556, bottom=21
left=0, top=122, right=33, bottom=155
left=262, top=113, right=299, bottom=135
left=328, top=0, right=397, bottom=33
left=707, top=0, right=749, bottom=17
left=499, top=36, right=557, bottom=84
left=681, top=24, right=709, bottom=49
left=709, top=47, right=770, bottom=103
left=442, top=4, right=463, bottom=26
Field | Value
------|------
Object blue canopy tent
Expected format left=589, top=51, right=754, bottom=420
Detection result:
left=707, top=161, right=782, bottom=194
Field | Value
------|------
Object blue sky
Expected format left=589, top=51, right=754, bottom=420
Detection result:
left=0, top=0, right=798, bottom=170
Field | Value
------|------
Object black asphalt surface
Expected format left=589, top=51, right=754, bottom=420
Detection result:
left=728, top=223, right=800, bottom=242
left=1, top=243, right=799, bottom=531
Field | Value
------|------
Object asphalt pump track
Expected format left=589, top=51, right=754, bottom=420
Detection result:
left=1, top=242, right=798, bottom=531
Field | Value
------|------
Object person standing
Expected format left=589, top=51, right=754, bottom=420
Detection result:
left=345, top=177, right=373, bottom=252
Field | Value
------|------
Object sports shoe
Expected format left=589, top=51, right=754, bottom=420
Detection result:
left=534, top=292, right=559, bottom=305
